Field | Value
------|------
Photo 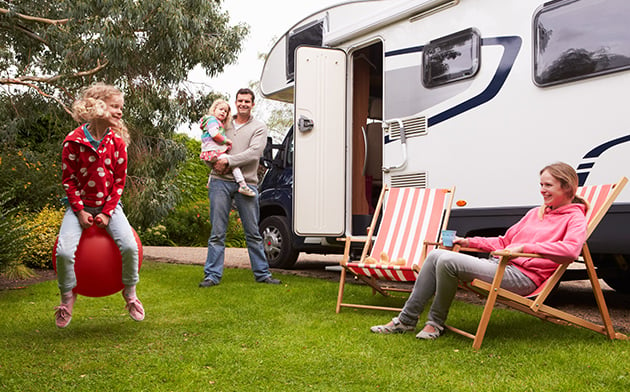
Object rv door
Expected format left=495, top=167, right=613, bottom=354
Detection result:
left=293, top=46, right=347, bottom=236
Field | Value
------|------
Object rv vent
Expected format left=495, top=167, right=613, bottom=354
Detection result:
left=390, top=172, right=427, bottom=188
left=388, top=116, right=427, bottom=140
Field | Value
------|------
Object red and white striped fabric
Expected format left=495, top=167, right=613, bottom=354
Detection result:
left=346, top=187, right=450, bottom=282
left=576, top=183, right=615, bottom=229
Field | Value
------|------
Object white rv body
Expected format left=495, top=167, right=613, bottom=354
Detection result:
left=259, top=0, right=630, bottom=288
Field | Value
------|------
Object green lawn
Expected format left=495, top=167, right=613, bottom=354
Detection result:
left=1, top=261, right=628, bottom=391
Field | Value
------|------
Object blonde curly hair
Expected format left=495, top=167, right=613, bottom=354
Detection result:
left=206, top=99, right=231, bottom=121
left=72, top=82, right=130, bottom=144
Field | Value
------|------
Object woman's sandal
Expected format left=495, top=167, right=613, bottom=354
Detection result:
left=370, top=317, right=415, bottom=334
left=415, top=321, right=445, bottom=340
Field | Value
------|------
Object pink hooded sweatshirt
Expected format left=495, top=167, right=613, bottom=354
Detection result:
left=467, top=203, right=587, bottom=287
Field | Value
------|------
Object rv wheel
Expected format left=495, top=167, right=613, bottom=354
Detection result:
left=598, top=254, right=630, bottom=294
left=260, top=215, right=299, bottom=269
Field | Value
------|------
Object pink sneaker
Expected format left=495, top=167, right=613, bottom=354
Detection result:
left=123, top=293, right=145, bottom=321
left=55, top=292, right=77, bottom=328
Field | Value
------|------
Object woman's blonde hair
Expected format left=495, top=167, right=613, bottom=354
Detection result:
left=207, top=99, right=231, bottom=121
left=71, top=82, right=130, bottom=144
left=538, top=162, right=589, bottom=219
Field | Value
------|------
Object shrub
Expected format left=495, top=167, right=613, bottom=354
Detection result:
left=0, top=200, right=31, bottom=279
left=0, top=148, right=63, bottom=212
left=171, top=134, right=209, bottom=204
left=139, top=224, right=175, bottom=246
left=143, top=199, right=246, bottom=248
left=147, top=198, right=211, bottom=246
left=21, top=206, right=65, bottom=269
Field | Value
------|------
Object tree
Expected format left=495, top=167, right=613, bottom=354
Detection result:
left=250, top=81, right=292, bottom=143
left=251, top=51, right=293, bottom=143
left=0, top=0, right=248, bottom=228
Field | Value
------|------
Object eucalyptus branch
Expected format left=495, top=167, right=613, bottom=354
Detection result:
left=0, top=59, right=109, bottom=115
left=2, top=79, right=72, bottom=115
left=12, top=23, right=48, bottom=45
left=0, top=59, right=109, bottom=85
left=0, top=7, right=70, bottom=26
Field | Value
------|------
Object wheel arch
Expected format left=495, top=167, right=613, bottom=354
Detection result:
left=259, top=203, right=289, bottom=223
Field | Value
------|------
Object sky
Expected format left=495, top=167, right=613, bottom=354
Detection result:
left=188, top=0, right=342, bottom=100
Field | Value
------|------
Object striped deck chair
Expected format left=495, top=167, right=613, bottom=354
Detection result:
left=335, top=185, right=455, bottom=313
left=447, top=176, right=628, bottom=350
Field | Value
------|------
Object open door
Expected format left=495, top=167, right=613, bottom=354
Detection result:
left=350, top=42, right=384, bottom=235
left=293, top=46, right=347, bottom=236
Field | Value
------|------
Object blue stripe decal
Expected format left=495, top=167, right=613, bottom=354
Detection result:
left=385, top=45, right=424, bottom=57
left=577, top=134, right=630, bottom=185
left=583, top=134, right=630, bottom=158
left=428, top=36, right=522, bottom=127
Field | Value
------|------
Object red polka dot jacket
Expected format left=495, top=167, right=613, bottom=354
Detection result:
left=61, top=124, right=128, bottom=217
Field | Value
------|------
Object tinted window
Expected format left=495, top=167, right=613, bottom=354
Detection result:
left=534, top=0, right=630, bottom=86
left=286, top=20, right=324, bottom=80
left=422, top=28, right=480, bottom=88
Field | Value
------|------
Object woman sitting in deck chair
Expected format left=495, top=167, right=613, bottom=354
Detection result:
left=371, top=162, right=588, bottom=340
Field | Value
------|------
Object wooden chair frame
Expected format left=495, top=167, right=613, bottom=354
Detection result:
left=445, top=177, right=628, bottom=349
left=336, top=185, right=455, bottom=313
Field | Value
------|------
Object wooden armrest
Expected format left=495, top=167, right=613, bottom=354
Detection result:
left=423, top=240, right=459, bottom=252
left=454, top=246, right=486, bottom=253
left=491, top=250, right=545, bottom=259
left=453, top=248, right=545, bottom=259
left=337, top=236, right=371, bottom=243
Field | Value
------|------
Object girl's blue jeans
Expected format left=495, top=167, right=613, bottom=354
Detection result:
left=55, top=204, right=139, bottom=294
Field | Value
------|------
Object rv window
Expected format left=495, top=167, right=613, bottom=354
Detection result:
left=422, top=28, right=480, bottom=88
left=286, top=20, right=324, bottom=80
left=534, top=0, right=630, bottom=86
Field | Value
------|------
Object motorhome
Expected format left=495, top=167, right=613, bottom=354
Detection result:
left=257, top=0, right=630, bottom=291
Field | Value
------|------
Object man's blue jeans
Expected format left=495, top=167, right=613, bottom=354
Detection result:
left=203, top=178, right=271, bottom=283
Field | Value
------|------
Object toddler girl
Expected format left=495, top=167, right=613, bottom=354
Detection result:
left=200, top=99, right=255, bottom=197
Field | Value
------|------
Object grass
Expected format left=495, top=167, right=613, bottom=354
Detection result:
left=1, top=261, right=629, bottom=391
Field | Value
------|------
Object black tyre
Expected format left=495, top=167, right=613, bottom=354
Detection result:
left=597, top=254, right=630, bottom=293
left=260, top=215, right=299, bottom=269
left=603, top=277, right=630, bottom=293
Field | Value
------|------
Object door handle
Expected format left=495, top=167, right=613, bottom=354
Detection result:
left=298, top=115, right=314, bottom=132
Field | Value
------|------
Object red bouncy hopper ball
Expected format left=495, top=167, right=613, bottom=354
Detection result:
left=53, top=224, right=143, bottom=298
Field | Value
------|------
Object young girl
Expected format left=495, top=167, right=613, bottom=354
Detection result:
left=371, top=162, right=588, bottom=340
left=200, top=99, right=255, bottom=197
left=54, top=83, right=144, bottom=328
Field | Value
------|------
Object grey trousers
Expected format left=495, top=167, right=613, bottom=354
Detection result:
left=397, top=249, right=537, bottom=327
